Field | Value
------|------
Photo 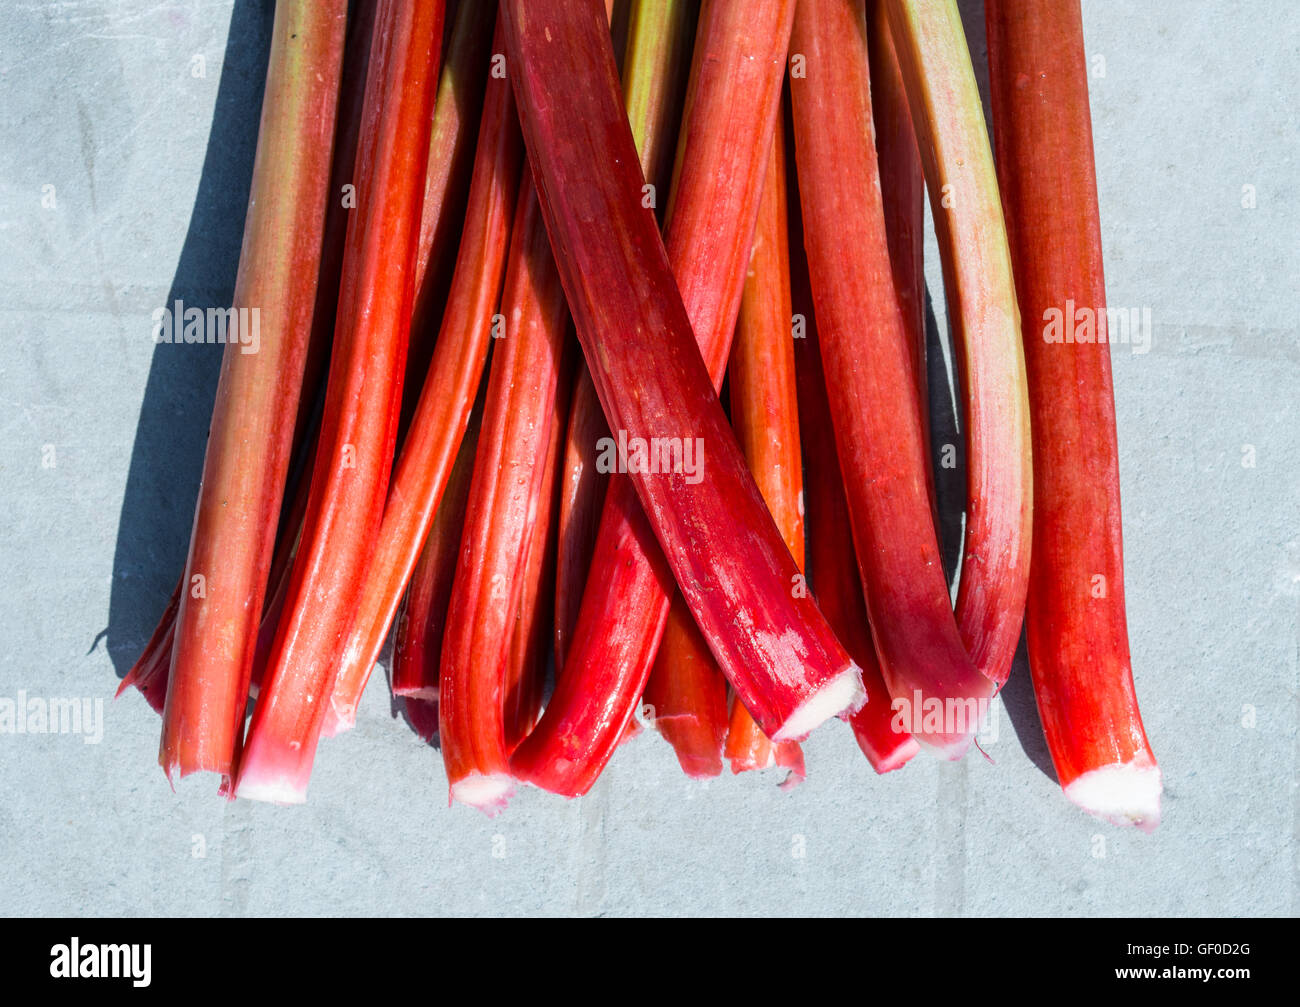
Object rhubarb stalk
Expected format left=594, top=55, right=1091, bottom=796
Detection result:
left=720, top=118, right=806, bottom=785
left=884, top=0, right=1032, bottom=689
left=502, top=0, right=863, bottom=792
left=233, top=0, right=445, bottom=803
left=438, top=180, right=572, bottom=812
left=322, top=15, right=523, bottom=738
left=554, top=0, right=696, bottom=668
left=390, top=410, right=481, bottom=741
left=513, top=0, right=805, bottom=796
left=985, top=0, right=1160, bottom=829
left=158, top=2, right=348, bottom=783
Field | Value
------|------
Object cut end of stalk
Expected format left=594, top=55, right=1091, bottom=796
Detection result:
left=864, top=736, right=922, bottom=775
left=918, top=732, right=976, bottom=762
left=449, top=772, right=516, bottom=816
left=1064, top=761, right=1163, bottom=833
left=772, top=663, right=865, bottom=742
left=233, top=766, right=310, bottom=806
left=393, top=685, right=440, bottom=700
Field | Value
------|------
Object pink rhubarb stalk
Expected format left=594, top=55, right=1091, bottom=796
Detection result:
left=502, top=0, right=863, bottom=794
left=158, top=2, right=348, bottom=783
left=986, top=0, right=1161, bottom=829
left=233, top=0, right=445, bottom=803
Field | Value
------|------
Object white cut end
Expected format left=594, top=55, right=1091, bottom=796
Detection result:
left=773, top=664, right=866, bottom=742
left=234, top=772, right=309, bottom=806
left=1064, top=762, right=1163, bottom=833
left=869, top=737, right=922, bottom=775
left=918, top=731, right=975, bottom=762
left=450, top=773, right=516, bottom=816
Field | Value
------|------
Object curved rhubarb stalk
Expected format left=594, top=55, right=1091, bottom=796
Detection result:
left=438, top=181, right=571, bottom=812
left=157, top=2, right=348, bottom=783
left=721, top=118, right=805, bottom=785
left=513, top=0, right=803, bottom=796
left=323, top=16, right=523, bottom=738
left=792, top=0, right=1028, bottom=755
left=504, top=366, right=571, bottom=754
left=233, top=0, right=445, bottom=803
left=389, top=410, right=481, bottom=742
left=867, top=0, right=932, bottom=516
left=986, top=0, right=1160, bottom=830
left=503, top=0, right=862, bottom=791
left=884, top=0, right=1032, bottom=687
left=554, top=0, right=696, bottom=669
left=789, top=178, right=918, bottom=773
left=402, top=0, right=497, bottom=424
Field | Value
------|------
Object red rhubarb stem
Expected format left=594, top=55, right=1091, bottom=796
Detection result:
left=503, top=0, right=862, bottom=790
left=513, top=0, right=804, bottom=797
left=789, top=171, right=918, bottom=774
left=323, top=15, right=523, bottom=738
left=158, top=2, right=348, bottom=783
left=986, top=0, right=1161, bottom=829
left=437, top=179, right=572, bottom=813
left=553, top=0, right=696, bottom=669
left=233, top=0, right=445, bottom=803
left=883, top=0, right=1032, bottom=688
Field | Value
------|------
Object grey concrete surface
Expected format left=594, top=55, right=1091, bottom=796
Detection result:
left=0, top=1, right=1296, bottom=916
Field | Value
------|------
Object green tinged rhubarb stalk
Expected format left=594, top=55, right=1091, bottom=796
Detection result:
left=884, top=0, right=1032, bottom=688
left=986, top=0, right=1160, bottom=830
left=233, top=0, right=446, bottom=803
left=158, top=2, right=348, bottom=783
left=502, top=0, right=863, bottom=790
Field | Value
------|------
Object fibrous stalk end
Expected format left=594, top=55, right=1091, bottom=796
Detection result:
left=1064, top=760, right=1163, bottom=833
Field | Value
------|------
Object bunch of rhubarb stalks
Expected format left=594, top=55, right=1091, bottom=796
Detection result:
left=122, top=0, right=1162, bottom=831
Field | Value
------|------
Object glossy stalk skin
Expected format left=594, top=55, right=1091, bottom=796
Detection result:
left=867, top=0, right=932, bottom=516
left=389, top=412, right=480, bottom=742
left=438, top=181, right=571, bottom=813
left=233, top=0, right=445, bottom=803
left=402, top=0, right=496, bottom=428
left=123, top=5, right=374, bottom=721
left=503, top=0, right=862, bottom=791
left=323, top=17, right=523, bottom=737
left=514, top=0, right=801, bottom=796
left=554, top=0, right=696, bottom=669
left=789, top=178, right=918, bottom=773
left=157, top=2, right=349, bottom=783
left=643, top=600, right=728, bottom=777
left=721, top=121, right=805, bottom=782
left=884, top=0, right=1032, bottom=688
left=504, top=362, right=571, bottom=754
left=791, top=0, right=986, bottom=756
left=986, top=0, right=1160, bottom=830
